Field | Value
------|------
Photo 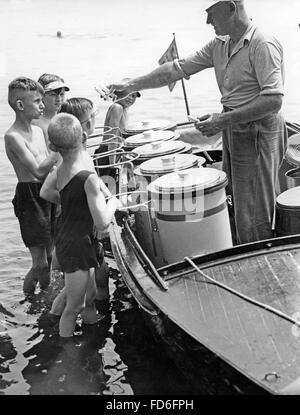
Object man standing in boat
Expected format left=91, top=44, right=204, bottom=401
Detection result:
left=100, top=0, right=287, bottom=245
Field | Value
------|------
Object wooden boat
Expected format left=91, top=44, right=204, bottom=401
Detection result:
left=101, top=119, right=300, bottom=394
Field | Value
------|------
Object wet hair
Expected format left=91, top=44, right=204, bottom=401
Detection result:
left=8, top=76, right=44, bottom=110
left=38, top=73, right=64, bottom=89
left=59, top=97, right=94, bottom=123
left=48, top=113, right=83, bottom=153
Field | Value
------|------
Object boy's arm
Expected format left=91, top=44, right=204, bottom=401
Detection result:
left=104, top=104, right=123, bottom=136
left=40, top=167, right=60, bottom=204
left=99, top=177, right=113, bottom=199
left=104, top=104, right=124, bottom=164
left=5, top=131, right=59, bottom=179
left=85, top=174, right=118, bottom=231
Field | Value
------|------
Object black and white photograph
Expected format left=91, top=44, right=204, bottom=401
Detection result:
left=1, top=0, right=300, bottom=402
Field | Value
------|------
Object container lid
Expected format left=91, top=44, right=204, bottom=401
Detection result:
left=139, top=154, right=204, bottom=175
left=133, top=140, right=186, bottom=158
left=125, top=118, right=176, bottom=133
left=276, top=186, right=300, bottom=209
left=285, top=133, right=300, bottom=166
left=124, top=129, right=179, bottom=148
left=148, top=167, right=220, bottom=194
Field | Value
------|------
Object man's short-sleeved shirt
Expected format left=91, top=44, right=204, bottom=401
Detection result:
left=174, top=26, right=284, bottom=109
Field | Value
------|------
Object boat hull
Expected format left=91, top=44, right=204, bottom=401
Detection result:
left=108, top=120, right=300, bottom=395
left=110, top=218, right=300, bottom=395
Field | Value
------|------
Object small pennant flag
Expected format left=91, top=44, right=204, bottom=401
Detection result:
left=158, top=39, right=178, bottom=92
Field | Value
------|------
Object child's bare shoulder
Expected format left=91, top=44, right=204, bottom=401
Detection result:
left=84, top=172, right=99, bottom=190
left=111, top=102, right=123, bottom=114
left=4, top=127, right=24, bottom=146
left=86, top=171, right=98, bottom=183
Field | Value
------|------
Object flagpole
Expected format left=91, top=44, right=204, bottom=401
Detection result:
left=172, top=33, right=190, bottom=118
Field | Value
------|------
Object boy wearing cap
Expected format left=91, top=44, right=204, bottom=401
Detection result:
left=4, top=77, right=60, bottom=296
left=45, top=113, right=118, bottom=337
left=32, top=73, right=70, bottom=148
left=105, top=0, right=286, bottom=245
left=33, top=74, right=70, bottom=271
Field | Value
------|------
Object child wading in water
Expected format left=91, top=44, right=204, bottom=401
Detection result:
left=4, top=77, right=60, bottom=296
left=45, top=113, right=118, bottom=337
left=32, top=73, right=70, bottom=271
left=41, top=98, right=113, bottom=318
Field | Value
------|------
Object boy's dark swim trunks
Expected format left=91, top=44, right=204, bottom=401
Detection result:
left=12, top=182, right=53, bottom=247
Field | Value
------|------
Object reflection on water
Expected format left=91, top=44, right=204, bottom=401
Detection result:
left=0, top=264, right=189, bottom=395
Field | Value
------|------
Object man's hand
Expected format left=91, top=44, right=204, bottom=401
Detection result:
left=94, top=85, right=115, bottom=101
left=95, top=80, right=133, bottom=103
left=95, top=77, right=143, bottom=103
left=195, top=113, right=229, bottom=137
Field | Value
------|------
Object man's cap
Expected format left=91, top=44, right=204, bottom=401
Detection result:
left=205, top=0, right=241, bottom=11
left=44, top=80, right=70, bottom=93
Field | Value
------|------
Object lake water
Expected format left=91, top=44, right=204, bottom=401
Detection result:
left=0, top=0, right=300, bottom=395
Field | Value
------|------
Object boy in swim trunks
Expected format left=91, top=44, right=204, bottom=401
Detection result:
left=4, top=77, right=60, bottom=296
left=45, top=113, right=118, bottom=337
left=41, top=98, right=112, bottom=316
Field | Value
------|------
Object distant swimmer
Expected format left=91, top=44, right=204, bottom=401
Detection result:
left=56, top=31, right=62, bottom=38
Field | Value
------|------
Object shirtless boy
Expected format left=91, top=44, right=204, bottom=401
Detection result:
left=95, top=85, right=141, bottom=174
left=45, top=113, right=118, bottom=337
left=4, top=77, right=60, bottom=296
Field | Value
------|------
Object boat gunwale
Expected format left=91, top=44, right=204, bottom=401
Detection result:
left=157, top=234, right=300, bottom=277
